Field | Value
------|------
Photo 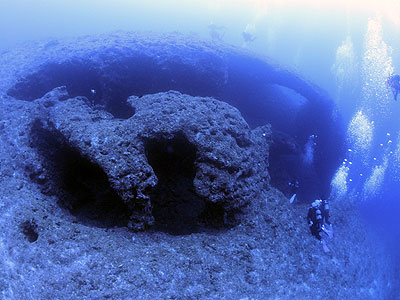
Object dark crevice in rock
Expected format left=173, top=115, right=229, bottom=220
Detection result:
left=268, top=130, right=301, bottom=196
left=144, top=133, right=226, bottom=235
left=29, top=120, right=132, bottom=228
left=198, top=202, right=236, bottom=228
left=6, top=55, right=220, bottom=120
left=20, top=219, right=39, bottom=243
left=8, top=61, right=100, bottom=101
left=7, top=60, right=135, bottom=119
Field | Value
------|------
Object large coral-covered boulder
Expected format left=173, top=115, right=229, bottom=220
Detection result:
left=33, top=89, right=270, bottom=232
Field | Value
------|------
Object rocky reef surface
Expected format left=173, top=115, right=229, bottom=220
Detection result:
left=0, top=33, right=397, bottom=299
left=28, top=88, right=270, bottom=233
left=0, top=31, right=344, bottom=200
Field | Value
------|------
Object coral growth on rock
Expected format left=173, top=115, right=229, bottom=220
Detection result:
left=31, top=88, right=270, bottom=232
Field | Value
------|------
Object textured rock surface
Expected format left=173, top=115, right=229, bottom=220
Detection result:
left=0, top=90, right=397, bottom=300
left=31, top=89, right=270, bottom=232
left=0, top=31, right=345, bottom=200
left=0, top=33, right=397, bottom=300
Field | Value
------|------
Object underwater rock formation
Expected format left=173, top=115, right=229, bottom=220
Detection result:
left=0, top=33, right=397, bottom=300
left=0, top=31, right=345, bottom=201
left=31, top=89, right=270, bottom=232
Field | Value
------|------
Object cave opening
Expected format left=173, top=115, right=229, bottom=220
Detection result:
left=7, top=59, right=137, bottom=119
left=29, top=120, right=132, bottom=228
left=144, top=133, right=225, bottom=235
left=6, top=55, right=222, bottom=120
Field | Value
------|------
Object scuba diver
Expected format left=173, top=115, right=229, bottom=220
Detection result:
left=242, top=23, right=256, bottom=47
left=242, top=31, right=256, bottom=44
left=307, top=197, right=333, bottom=252
left=208, top=23, right=226, bottom=41
left=288, top=179, right=299, bottom=203
left=386, top=74, right=400, bottom=101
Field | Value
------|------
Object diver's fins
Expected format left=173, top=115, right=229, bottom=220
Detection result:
left=321, top=239, right=330, bottom=253
left=289, top=194, right=296, bottom=204
left=321, top=224, right=334, bottom=239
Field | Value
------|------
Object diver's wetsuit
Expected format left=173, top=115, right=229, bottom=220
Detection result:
left=307, top=199, right=331, bottom=240
left=387, top=75, right=400, bottom=101
left=307, top=205, right=323, bottom=240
